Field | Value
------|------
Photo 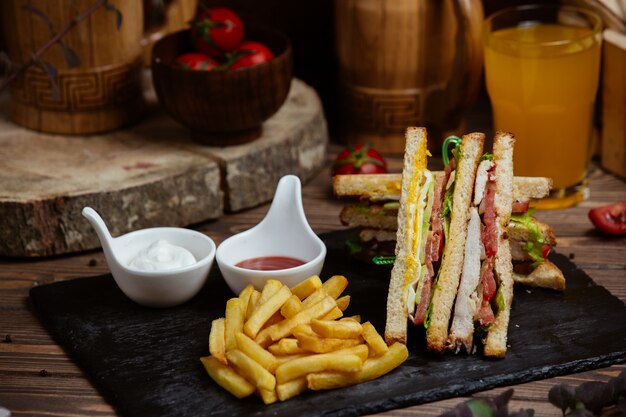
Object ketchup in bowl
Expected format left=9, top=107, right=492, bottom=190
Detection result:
left=235, top=256, right=306, bottom=271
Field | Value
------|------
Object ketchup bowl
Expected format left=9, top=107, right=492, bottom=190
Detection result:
left=216, top=175, right=326, bottom=294
left=82, top=207, right=216, bottom=308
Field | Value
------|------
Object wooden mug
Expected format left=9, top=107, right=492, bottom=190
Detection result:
left=336, top=0, right=484, bottom=153
left=1, top=0, right=196, bottom=135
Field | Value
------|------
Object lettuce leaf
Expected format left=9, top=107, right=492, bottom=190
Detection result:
left=510, top=208, right=545, bottom=267
left=480, top=152, right=494, bottom=161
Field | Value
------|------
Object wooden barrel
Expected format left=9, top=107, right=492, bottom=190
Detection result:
left=336, top=0, right=484, bottom=153
left=1, top=0, right=144, bottom=134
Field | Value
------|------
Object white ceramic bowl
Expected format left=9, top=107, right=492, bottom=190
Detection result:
left=216, top=175, right=326, bottom=294
left=83, top=208, right=216, bottom=308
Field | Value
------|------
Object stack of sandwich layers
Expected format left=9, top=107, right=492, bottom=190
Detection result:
left=334, top=163, right=564, bottom=291
left=334, top=128, right=565, bottom=358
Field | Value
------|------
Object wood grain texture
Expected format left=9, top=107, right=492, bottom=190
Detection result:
left=0, top=144, right=625, bottom=417
left=0, top=78, right=327, bottom=257
left=1, top=0, right=145, bottom=134
left=335, top=0, right=484, bottom=153
left=601, top=29, right=626, bottom=179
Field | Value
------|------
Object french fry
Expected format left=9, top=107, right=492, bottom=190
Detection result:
left=300, top=288, right=328, bottom=309
left=275, top=352, right=363, bottom=384
left=321, top=275, right=348, bottom=299
left=263, top=311, right=284, bottom=329
left=276, top=377, right=308, bottom=402
left=235, top=332, right=278, bottom=373
left=225, top=298, right=245, bottom=352
left=257, top=279, right=283, bottom=306
left=310, top=319, right=363, bottom=339
left=342, top=315, right=361, bottom=323
left=268, top=338, right=307, bottom=355
left=246, top=290, right=261, bottom=321
left=200, top=356, right=255, bottom=399
left=238, top=284, right=255, bottom=318
left=334, top=344, right=369, bottom=362
left=209, top=317, right=227, bottom=364
left=290, top=275, right=323, bottom=300
left=294, top=331, right=362, bottom=353
left=336, top=295, right=350, bottom=311
left=247, top=280, right=282, bottom=320
left=257, top=388, right=278, bottom=405
left=361, top=322, right=389, bottom=357
left=307, top=342, right=408, bottom=390
left=274, top=353, right=311, bottom=367
left=269, top=296, right=337, bottom=341
left=226, top=349, right=276, bottom=391
left=254, top=327, right=273, bottom=348
left=292, top=323, right=315, bottom=335
left=244, top=285, right=291, bottom=339
left=321, top=307, right=343, bottom=321
left=280, top=294, right=302, bottom=318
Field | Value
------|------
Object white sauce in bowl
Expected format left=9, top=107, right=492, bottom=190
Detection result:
left=129, top=240, right=196, bottom=271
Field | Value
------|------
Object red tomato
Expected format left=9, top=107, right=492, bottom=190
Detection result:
left=331, top=144, right=388, bottom=176
left=174, top=53, right=217, bottom=71
left=588, top=202, right=626, bottom=236
left=191, top=8, right=244, bottom=58
left=228, top=42, right=274, bottom=70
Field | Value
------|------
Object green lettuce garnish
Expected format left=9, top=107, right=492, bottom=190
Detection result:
left=354, top=205, right=370, bottom=214
left=345, top=235, right=363, bottom=255
left=441, top=185, right=454, bottom=242
left=480, top=152, right=494, bottom=161
left=510, top=208, right=545, bottom=267
left=495, top=286, right=505, bottom=313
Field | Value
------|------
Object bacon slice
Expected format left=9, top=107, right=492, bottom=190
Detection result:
left=511, top=200, right=530, bottom=213
left=481, top=172, right=498, bottom=258
left=412, top=161, right=455, bottom=326
left=480, top=258, right=496, bottom=301
left=413, top=264, right=433, bottom=325
left=478, top=301, right=495, bottom=325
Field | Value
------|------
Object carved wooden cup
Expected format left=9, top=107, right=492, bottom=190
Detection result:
left=336, top=0, right=484, bottom=153
left=1, top=0, right=144, bottom=134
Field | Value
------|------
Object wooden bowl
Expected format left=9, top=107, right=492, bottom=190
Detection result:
left=151, top=26, right=293, bottom=146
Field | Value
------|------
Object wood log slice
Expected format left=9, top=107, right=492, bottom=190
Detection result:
left=0, top=78, right=328, bottom=257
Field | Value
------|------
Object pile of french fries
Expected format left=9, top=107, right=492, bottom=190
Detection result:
left=200, top=275, right=408, bottom=404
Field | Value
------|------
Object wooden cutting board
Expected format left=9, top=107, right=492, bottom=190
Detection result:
left=0, top=78, right=328, bottom=257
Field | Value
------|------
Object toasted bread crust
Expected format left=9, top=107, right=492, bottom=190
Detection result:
left=513, top=260, right=565, bottom=291
left=484, top=132, right=515, bottom=358
left=334, top=173, right=551, bottom=203
left=333, top=174, right=402, bottom=201
left=339, top=205, right=398, bottom=230
left=426, top=132, right=484, bottom=354
left=385, top=127, right=428, bottom=345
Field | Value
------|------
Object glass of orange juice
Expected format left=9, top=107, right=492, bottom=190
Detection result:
left=484, top=5, right=602, bottom=209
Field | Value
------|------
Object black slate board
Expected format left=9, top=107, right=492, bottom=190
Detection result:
left=30, top=229, right=626, bottom=417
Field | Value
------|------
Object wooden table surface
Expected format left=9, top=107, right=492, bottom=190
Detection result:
left=0, top=144, right=625, bottom=417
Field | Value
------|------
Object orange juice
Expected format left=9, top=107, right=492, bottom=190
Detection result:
left=484, top=24, right=601, bottom=191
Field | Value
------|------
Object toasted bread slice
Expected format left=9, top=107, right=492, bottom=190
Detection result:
left=483, top=131, right=515, bottom=358
left=339, top=204, right=398, bottom=231
left=334, top=173, right=551, bottom=202
left=513, top=260, right=565, bottom=291
left=333, top=174, right=402, bottom=201
left=385, top=127, right=429, bottom=345
left=426, top=132, right=484, bottom=354
left=359, top=228, right=397, bottom=243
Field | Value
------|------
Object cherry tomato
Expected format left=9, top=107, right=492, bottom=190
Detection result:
left=174, top=53, right=217, bottom=71
left=588, top=201, right=626, bottom=236
left=331, top=144, right=388, bottom=176
left=228, top=41, right=274, bottom=70
left=191, top=8, right=244, bottom=59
